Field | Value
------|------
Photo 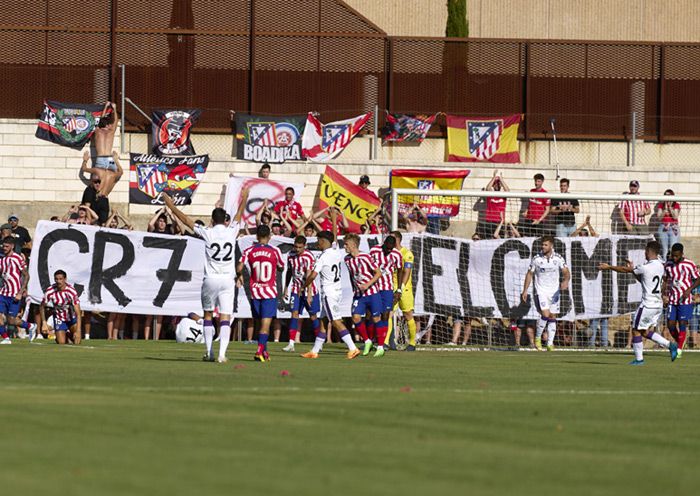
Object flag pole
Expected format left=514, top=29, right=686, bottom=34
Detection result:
left=373, top=104, right=379, bottom=161
left=549, top=118, right=560, bottom=180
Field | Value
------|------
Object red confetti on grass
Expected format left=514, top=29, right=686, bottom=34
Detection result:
left=280, top=370, right=290, bottom=377
left=234, top=364, right=246, bottom=370
left=400, top=386, right=412, bottom=393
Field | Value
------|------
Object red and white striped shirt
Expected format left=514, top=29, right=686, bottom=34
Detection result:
left=240, top=243, right=284, bottom=299
left=42, top=283, right=80, bottom=323
left=619, top=194, right=651, bottom=225
left=369, top=245, right=403, bottom=292
left=344, top=252, right=379, bottom=297
left=287, top=250, right=318, bottom=296
left=0, top=252, right=26, bottom=298
left=664, top=258, right=699, bottom=305
left=273, top=200, right=305, bottom=222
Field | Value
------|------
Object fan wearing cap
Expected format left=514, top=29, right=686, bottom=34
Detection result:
left=358, top=175, right=379, bottom=202
left=617, top=180, right=651, bottom=234
left=7, top=215, right=31, bottom=254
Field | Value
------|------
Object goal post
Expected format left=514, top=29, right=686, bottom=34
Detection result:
left=389, top=188, right=700, bottom=350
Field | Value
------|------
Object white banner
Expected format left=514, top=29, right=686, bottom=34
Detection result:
left=402, top=233, right=650, bottom=321
left=28, top=221, right=205, bottom=316
left=223, top=176, right=305, bottom=228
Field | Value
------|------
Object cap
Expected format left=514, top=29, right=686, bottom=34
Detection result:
left=271, top=221, right=282, bottom=228
left=8, top=215, right=18, bottom=222
left=359, top=175, right=370, bottom=184
left=629, top=180, right=640, bottom=187
left=0, top=223, right=11, bottom=230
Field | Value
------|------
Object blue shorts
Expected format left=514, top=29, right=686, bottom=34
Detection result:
left=0, top=295, right=21, bottom=317
left=55, top=318, right=78, bottom=332
left=351, top=293, right=382, bottom=318
left=378, top=290, right=394, bottom=313
left=251, top=298, right=277, bottom=319
left=666, top=304, right=693, bottom=322
left=95, top=155, right=117, bottom=171
left=290, top=292, right=320, bottom=316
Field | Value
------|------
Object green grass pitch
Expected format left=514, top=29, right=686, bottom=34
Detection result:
left=2, top=341, right=699, bottom=496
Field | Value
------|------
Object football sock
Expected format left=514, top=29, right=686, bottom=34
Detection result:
left=546, top=319, right=556, bottom=346
left=0, top=325, right=7, bottom=339
left=632, top=335, right=644, bottom=361
left=311, top=332, right=326, bottom=353
left=536, top=317, right=546, bottom=338
left=646, top=331, right=670, bottom=348
left=367, top=319, right=376, bottom=340
left=407, top=317, right=417, bottom=346
left=668, top=323, right=679, bottom=342
left=679, top=322, right=688, bottom=348
left=355, top=320, right=369, bottom=341
left=257, top=333, right=269, bottom=354
left=339, top=329, right=358, bottom=351
left=385, top=314, right=393, bottom=345
left=310, top=317, right=320, bottom=334
left=218, top=320, right=231, bottom=358
left=289, top=318, right=299, bottom=344
left=203, top=319, right=215, bottom=357
left=17, top=320, right=29, bottom=329
left=375, top=320, right=388, bottom=348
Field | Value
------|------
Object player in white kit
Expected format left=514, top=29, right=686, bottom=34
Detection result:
left=521, top=236, right=570, bottom=351
left=600, top=240, right=678, bottom=365
left=163, top=188, right=249, bottom=363
left=300, top=210, right=360, bottom=360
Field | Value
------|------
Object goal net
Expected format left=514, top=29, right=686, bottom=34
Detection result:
left=389, top=187, right=700, bottom=350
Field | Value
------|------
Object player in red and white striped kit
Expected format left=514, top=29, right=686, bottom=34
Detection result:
left=344, top=233, right=384, bottom=357
left=369, top=236, right=402, bottom=354
left=664, top=243, right=700, bottom=357
left=282, top=235, right=319, bottom=352
left=237, top=225, right=284, bottom=362
left=40, top=270, right=82, bottom=345
left=0, top=237, right=36, bottom=344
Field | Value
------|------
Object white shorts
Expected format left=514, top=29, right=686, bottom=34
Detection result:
left=535, top=290, right=560, bottom=314
left=321, top=291, right=342, bottom=322
left=201, top=276, right=235, bottom=315
left=632, top=305, right=662, bottom=331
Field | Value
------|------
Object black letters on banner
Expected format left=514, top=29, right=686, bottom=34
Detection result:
left=37, top=228, right=89, bottom=297
left=570, top=239, right=613, bottom=314
left=421, top=236, right=461, bottom=318
left=490, top=239, right=531, bottom=319
left=616, top=237, right=648, bottom=314
left=143, top=237, right=193, bottom=307
left=89, top=232, right=135, bottom=306
left=458, top=242, right=493, bottom=318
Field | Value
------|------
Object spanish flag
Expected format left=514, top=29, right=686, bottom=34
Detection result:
left=390, top=169, right=470, bottom=217
left=318, top=166, right=381, bottom=233
left=446, top=114, right=521, bottom=163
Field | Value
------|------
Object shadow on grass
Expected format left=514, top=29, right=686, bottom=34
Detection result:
left=143, top=356, right=203, bottom=362
left=562, top=361, right=618, bottom=365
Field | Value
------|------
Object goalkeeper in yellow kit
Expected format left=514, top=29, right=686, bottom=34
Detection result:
left=386, top=231, right=418, bottom=351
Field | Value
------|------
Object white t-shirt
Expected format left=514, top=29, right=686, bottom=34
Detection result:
left=633, top=258, right=665, bottom=309
left=529, top=251, right=567, bottom=296
left=194, top=222, right=242, bottom=277
left=314, top=243, right=344, bottom=297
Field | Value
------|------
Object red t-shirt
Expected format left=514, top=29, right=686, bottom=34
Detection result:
left=655, top=201, right=680, bottom=224
left=526, top=188, right=550, bottom=221
left=485, top=197, right=507, bottom=223
left=318, top=217, right=344, bottom=235
left=273, top=200, right=304, bottom=221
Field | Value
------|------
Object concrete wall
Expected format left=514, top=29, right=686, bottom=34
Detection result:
left=347, top=0, right=700, bottom=42
left=2, top=118, right=700, bottom=242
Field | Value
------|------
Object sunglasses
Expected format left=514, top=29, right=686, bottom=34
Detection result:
left=93, top=179, right=101, bottom=184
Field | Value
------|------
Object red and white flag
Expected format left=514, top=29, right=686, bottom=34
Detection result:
left=302, top=112, right=372, bottom=162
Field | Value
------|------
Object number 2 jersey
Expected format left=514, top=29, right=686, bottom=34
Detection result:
left=633, top=258, right=665, bottom=309
left=239, top=243, right=284, bottom=299
left=194, top=222, right=243, bottom=277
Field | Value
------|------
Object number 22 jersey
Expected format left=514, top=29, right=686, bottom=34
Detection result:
left=194, top=222, right=243, bottom=277
left=633, top=258, right=664, bottom=309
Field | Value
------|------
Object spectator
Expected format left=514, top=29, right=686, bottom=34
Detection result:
left=81, top=172, right=110, bottom=225
left=271, top=220, right=284, bottom=237
left=364, top=208, right=389, bottom=235
left=311, top=207, right=348, bottom=235
left=67, top=204, right=98, bottom=225
left=303, top=223, right=317, bottom=238
left=93, top=101, right=119, bottom=166
left=358, top=175, right=379, bottom=201
left=512, top=319, right=535, bottom=348
left=273, top=187, right=304, bottom=228
left=617, top=180, right=650, bottom=234
left=0, top=224, right=21, bottom=254
left=655, top=189, right=680, bottom=260
left=400, top=203, right=428, bottom=233
left=521, top=173, right=550, bottom=237
left=106, top=210, right=133, bottom=230
left=258, top=162, right=271, bottom=179
left=477, top=170, right=510, bottom=239
left=449, top=318, right=471, bottom=345
left=571, top=215, right=598, bottom=237
left=7, top=215, right=31, bottom=253
left=550, top=178, right=580, bottom=237
left=148, top=208, right=178, bottom=235
left=81, top=150, right=123, bottom=199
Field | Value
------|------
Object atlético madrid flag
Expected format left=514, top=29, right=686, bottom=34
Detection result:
left=302, top=112, right=372, bottom=162
left=390, top=169, right=470, bottom=217
left=446, top=114, right=521, bottom=163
